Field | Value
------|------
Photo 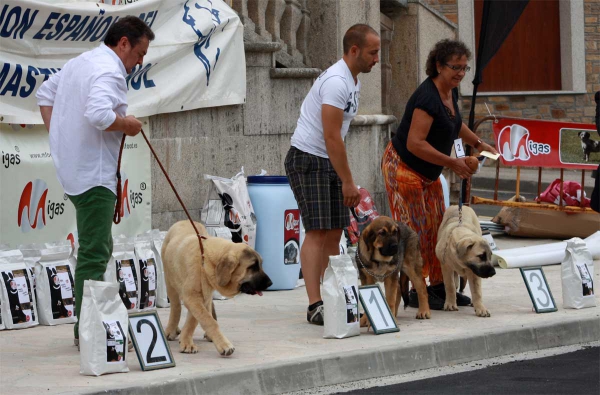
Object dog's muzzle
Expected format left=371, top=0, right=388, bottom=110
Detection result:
left=379, top=242, right=398, bottom=257
left=467, top=263, right=496, bottom=279
left=240, top=273, right=273, bottom=296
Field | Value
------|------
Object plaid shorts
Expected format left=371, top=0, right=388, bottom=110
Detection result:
left=284, top=146, right=350, bottom=231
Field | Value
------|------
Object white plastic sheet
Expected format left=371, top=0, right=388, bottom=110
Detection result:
left=493, top=231, right=600, bottom=269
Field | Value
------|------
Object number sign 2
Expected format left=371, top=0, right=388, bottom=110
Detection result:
left=358, top=285, right=399, bottom=334
left=128, top=311, right=176, bottom=371
left=519, top=267, right=557, bottom=313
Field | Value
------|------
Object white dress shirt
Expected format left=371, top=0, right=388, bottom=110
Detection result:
left=36, top=44, right=128, bottom=196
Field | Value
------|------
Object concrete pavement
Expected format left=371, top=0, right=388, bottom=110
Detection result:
left=1, top=236, right=599, bottom=395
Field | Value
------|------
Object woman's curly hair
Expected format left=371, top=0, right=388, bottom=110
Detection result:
left=425, top=39, right=472, bottom=78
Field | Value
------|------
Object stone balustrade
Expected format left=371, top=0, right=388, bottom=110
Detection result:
left=230, top=0, right=311, bottom=67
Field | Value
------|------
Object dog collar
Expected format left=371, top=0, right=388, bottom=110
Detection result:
left=355, top=246, right=401, bottom=281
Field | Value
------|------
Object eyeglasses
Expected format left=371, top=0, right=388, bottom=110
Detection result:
left=444, top=63, right=471, bottom=73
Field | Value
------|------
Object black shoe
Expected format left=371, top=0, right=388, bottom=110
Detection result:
left=307, top=301, right=324, bottom=326
left=408, top=288, right=445, bottom=310
left=428, top=283, right=472, bottom=306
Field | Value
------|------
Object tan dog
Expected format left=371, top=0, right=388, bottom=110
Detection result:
left=161, top=221, right=272, bottom=356
left=435, top=206, right=496, bottom=317
left=356, top=216, right=430, bottom=325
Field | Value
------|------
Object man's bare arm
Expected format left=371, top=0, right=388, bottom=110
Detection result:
left=322, top=104, right=360, bottom=207
left=40, top=106, right=53, bottom=133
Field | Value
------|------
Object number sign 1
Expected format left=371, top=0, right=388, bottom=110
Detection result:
left=519, top=267, right=557, bottom=313
left=358, top=285, right=399, bottom=334
left=128, top=311, right=176, bottom=371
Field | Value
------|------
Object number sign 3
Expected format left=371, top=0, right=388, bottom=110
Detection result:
left=129, top=311, right=176, bottom=370
left=358, top=285, right=399, bottom=334
left=520, top=267, right=557, bottom=313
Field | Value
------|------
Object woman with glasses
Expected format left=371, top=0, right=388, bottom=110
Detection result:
left=381, top=39, right=497, bottom=311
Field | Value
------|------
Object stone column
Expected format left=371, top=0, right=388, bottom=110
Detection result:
left=266, top=0, right=287, bottom=51
left=280, top=0, right=303, bottom=62
left=380, top=13, right=394, bottom=115
left=296, top=0, right=311, bottom=66
left=247, top=0, right=271, bottom=40
left=231, top=0, right=256, bottom=35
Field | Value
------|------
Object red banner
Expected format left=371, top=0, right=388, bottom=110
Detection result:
left=492, top=118, right=598, bottom=170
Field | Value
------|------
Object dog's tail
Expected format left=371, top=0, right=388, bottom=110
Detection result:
left=399, top=272, right=410, bottom=309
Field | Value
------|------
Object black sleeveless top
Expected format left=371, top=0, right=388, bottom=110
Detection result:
left=391, top=77, right=462, bottom=181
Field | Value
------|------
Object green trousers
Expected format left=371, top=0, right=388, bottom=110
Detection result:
left=68, top=186, right=115, bottom=339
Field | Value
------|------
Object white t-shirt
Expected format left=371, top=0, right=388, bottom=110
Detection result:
left=36, top=44, right=128, bottom=196
left=290, top=59, right=360, bottom=158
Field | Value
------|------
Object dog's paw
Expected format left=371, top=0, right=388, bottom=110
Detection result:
left=179, top=339, right=198, bottom=353
left=475, top=307, right=491, bottom=317
left=204, top=333, right=213, bottom=342
left=360, top=315, right=370, bottom=327
left=215, top=339, right=235, bottom=356
left=416, top=309, right=431, bottom=319
left=165, top=327, right=181, bottom=341
left=443, top=303, right=459, bottom=312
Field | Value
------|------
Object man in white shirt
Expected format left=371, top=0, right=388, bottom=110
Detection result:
left=284, top=24, right=380, bottom=325
left=36, top=16, right=154, bottom=343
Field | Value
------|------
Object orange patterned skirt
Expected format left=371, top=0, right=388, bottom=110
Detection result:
left=381, top=142, right=444, bottom=285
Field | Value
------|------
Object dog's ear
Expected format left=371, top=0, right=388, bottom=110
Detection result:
left=215, top=254, right=238, bottom=287
left=394, top=221, right=407, bottom=240
left=362, top=226, right=377, bottom=251
left=457, top=238, right=475, bottom=258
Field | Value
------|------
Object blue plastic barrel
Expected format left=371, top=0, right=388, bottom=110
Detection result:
left=247, top=176, right=301, bottom=290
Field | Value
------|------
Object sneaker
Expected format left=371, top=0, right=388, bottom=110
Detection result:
left=408, top=288, right=445, bottom=310
left=307, top=302, right=324, bottom=326
left=428, top=283, right=472, bottom=306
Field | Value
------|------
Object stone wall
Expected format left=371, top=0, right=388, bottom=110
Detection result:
left=148, top=0, right=395, bottom=230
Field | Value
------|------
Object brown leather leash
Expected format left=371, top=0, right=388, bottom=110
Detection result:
left=113, top=130, right=207, bottom=257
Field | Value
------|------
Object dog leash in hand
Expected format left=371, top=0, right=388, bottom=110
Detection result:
left=113, top=131, right=207, bottom=258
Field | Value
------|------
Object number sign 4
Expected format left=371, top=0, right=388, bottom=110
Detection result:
left=519, top=267, right=557, bottom=313
left=128, top=311, right=176, bottom=371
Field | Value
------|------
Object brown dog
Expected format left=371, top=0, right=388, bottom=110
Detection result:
left=356, top=216, right=430, bottom=324
left=161, top=220, right=272, bottom=356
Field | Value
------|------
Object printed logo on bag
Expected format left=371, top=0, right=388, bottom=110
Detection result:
left=498, top=124, right=551, bottom=162
left=283, top=210, right=300, bottom=265
left=17, top=179, right=65, bottom=232
left=139, top=258, right=156, bottom=309
left=1, top=270, right=35, bottom=324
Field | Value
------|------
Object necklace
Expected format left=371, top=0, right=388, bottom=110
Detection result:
left=355, top=246, right=401, bottom=281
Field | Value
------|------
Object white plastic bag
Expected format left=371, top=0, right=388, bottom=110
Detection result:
left=0, top=250, right=39, bottom=329
left=150, top=230, right=170, bottom=308
left=18, top=243, right=44, bottom=303
left=562, top=238, right=596, bottom=309
left=134, top=236, right=158, bottom=311
left=104, top=238, right=139, bottom=312
left=35, top=245, right=77, bottom=325
left=201, top=168, right=257, bottom=248
left=323, top=255, right=360, bottom=339
left=80, top=280, right=129, bottom=376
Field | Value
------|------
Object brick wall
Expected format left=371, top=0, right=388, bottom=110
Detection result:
left=425, top=0, right=458, bottom=24
left=425, top=0, right=600, bottom=143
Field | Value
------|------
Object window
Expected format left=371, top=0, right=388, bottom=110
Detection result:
left=458, top=0, right=586, bottom=95
left=474, top=0, right=561, bottom=92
